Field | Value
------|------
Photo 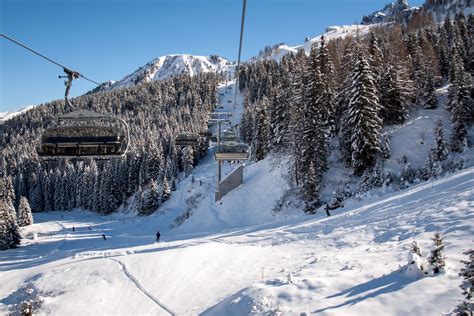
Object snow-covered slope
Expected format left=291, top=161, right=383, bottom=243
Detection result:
left=255, top=24, right=373, bottom=62
left=1, top=165, right=472, bottom=315
left=0, top=105, right=35, bottom=123
left=92, top=54, right=234, bottom=93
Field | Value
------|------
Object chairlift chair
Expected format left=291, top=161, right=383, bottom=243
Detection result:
left=37, top=110, right=129, bottom=159
left=175, top=132, right=199, bottom=146
left=214, top=141, right=250, bottom=161
left=36, top=68, right=130, bottom=159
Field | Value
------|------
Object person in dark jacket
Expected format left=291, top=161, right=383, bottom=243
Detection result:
left=325, top=204, right=331, bottom=217
left=156, top=230, right=161, bottom=242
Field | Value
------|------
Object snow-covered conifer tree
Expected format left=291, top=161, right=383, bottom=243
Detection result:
left=18, top=196, right=33, bottom=227
left=422, top=120, right=449, bottom=179
left=449, top=71, right=472, bottom=152
left=423, top=78, right=438, bottom=111
left=455, top=249, right=474, bottom=315
left=140, top=179, right=160, bottom=216
left=429, top=232, right=446, bottom=274
left=161, top=176, right=171, bottom=203
left=181, top=146, right=194, bottom=177
left=432, top=120, right=449, bottom=162
left=0, top=198, right=21, bottom=250
left=340, top=44, right=382, bottom=175
left=379, top=64, right=412, bottom=124
left=251, top=96, right=270, bottom=161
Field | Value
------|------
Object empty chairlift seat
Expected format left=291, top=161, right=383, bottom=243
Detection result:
left=214, top=141, right=250, bottom=161
left=175, top=133, right=199, bottom=146
left=38, top=125, right=126, bottom=157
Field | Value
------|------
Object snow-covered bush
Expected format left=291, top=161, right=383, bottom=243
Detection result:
left=403, top=241, right=429, bottom=278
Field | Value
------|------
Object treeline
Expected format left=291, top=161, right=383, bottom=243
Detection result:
left=0, top=73, right=220, bottom=215
left=238, top=13, right=473, bottom=212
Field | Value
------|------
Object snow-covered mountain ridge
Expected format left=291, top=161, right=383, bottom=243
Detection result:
left=0, top=105, right=36, bottom=123
left=90, top=54, right=234, bottom=93
left=362, top=0, right=473, bottom=24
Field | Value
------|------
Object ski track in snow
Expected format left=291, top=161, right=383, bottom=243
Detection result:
left=108, top=257, right=176, bottom=316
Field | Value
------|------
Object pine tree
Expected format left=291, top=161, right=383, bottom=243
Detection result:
left=429, top=232, right=446, bottom=274
left=17, top=196, right=33, bottom=227
left=1, top=176, right=16, bottom=208
left=0, top=198, right=21, bottom=250
left=449, top=71, right=472, bottom=152
left=140, top=179, right=160, bottom=216
left=269, top=57, right=292, bottom=150
left=421, top=74, right=438, bottom=109
left=161, top=176, right=171, bottom=203
left=432, top=120, right=449, bottom=162
left=317, top=36, right=336, bottom=134
left=288, top=49, right=308, bottom=185
left=251, top=97, right=270, bottom=161
left=341, top=44, right=382, bottom=175
left=181, top=146, right=194, bottom=176
left=240, top=90, right=254, bottom=144
left=422, top=120, right=449, bottom=179
left=300, top=43, right=328, bottom=210
left=135, top=186, right=143, bottom=214
left=302, top=161, right=320, bottom=213
left=456, top=249, right=474, bottom=315
left=379, top=64, right=412, bottom=124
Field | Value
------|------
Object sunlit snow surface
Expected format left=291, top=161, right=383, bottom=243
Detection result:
left=1, top=166, right=473, bottom=315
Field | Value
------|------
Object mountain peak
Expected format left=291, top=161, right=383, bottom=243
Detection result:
left=94, top=54, right=234, bottom=93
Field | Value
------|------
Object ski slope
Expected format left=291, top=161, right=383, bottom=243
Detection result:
left=1, top=165, right=473, bottom=315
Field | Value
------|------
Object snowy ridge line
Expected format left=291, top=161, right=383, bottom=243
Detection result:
left=109, top=258, right=176, bottom=316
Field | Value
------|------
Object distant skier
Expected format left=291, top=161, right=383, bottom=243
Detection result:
left=156, top=230, right=161, bottom=243
left=325, top=204, right=331, bottom=217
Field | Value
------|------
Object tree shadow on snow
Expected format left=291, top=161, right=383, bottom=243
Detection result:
left=314, top=271, right=417, bottom=314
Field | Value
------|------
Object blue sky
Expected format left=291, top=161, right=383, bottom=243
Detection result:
left=0, top=0, right=425, bottom=112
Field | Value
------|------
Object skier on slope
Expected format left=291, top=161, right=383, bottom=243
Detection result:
left=156, top=230, right=161, bottom=243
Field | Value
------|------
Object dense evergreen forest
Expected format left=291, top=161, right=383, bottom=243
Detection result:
left=0, top=73, right=219, bottom=222
left=238, top=13, right=473, bottom=212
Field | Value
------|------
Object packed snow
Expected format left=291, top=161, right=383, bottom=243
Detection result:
left=1, top=165, right=472, bottom=315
